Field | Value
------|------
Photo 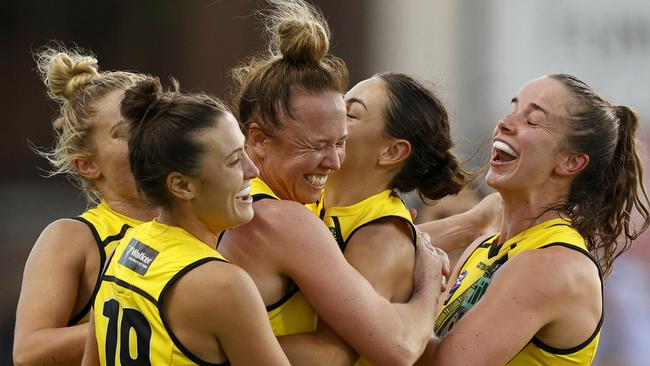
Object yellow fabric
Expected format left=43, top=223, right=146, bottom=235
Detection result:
left=94, top=220, right=228, bottom=365
left=318, top=190, right=415, bottom=366
left=250, top=177, right=319, bottom=336
left=70, top=200, right=144, bottom=325
left=317, top=189, right=415, bottom=251
left=435, top=218, right=601, bottom=365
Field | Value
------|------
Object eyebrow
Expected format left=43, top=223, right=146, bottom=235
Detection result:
left=511, top=97, right=548, bottom=116
left=226, top=147, right=244, bottom=159
left=346, top=97, right=367, bottom=110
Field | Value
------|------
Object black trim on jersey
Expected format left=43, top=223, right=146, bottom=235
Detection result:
left=216, top=230, right=227, bottom=248
left=72, top=216, right=103, bottom=245
left=253, top=193, right=276, bottom=202
left=158, top=257, right=230, bottom=366
left=102, top=275, right=158, bottom=305
left=530, top=242, right=604, bottom=355
left=456, top=235, right=497, bottom=276
left=331, top=216, right=346, bottom=251
left=102, top=224, right=131, bottom=247
left=547, top=223, right=572, bottom=229
left=342, top=215, right=416, bottom=253
left=266, top=283, right=300, bottom=312
left=487, top=242, right=504, bottom=259
left=67, top=218, right=133, bottom=326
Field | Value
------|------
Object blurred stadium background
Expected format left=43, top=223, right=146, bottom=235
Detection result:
left=2, top=1, right=649, bottom=364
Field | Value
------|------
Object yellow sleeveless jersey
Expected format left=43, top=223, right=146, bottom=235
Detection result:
left=316, top=189, right=415, bottom=251
left=94, top=220, right=229, bottom=365
left=435, top=218, right=603, bottom=365
left=249, top=177, right=318, bottom=336
left=317, top=189, right=416, bottom=366
left=69, top=200, right=144, bottom=325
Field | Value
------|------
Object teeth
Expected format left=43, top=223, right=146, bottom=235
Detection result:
left=305, top=174, right=327, bottom=188
left=235, top=185, right=251, bottom=199
left=493, top=141, right=518, bottom=158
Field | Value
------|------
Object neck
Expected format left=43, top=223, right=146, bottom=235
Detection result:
left=102, top=196, right=158, bottom=222
left=325, top=166, right=394, bottom=208
left=497, top=188, right=567, bottom=244
left=157, top=207, right=219, bottom=249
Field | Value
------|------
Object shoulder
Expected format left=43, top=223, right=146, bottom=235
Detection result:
left=250, top=199, right=334, bottom=245
left=492, top=246, right=600, bottom=306
left=253, top=198, right=320, bottom=223
left=347, top=218, right=414, bottom=255
left=29, top=218, right=97, bottom=261
left=170, top=260, right=260, bottom=310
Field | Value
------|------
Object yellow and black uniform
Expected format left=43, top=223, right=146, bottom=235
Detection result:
left=317, top=189, right=416, bottom=366
left=94, top=220, right=229, bottom=365
left=68, top=200, right=144, bottom=326
left=248, top=177, right=318, bottom=336
left=435, top=218, right=603, bottom=365
left=316, top=189, right=416, bottom=252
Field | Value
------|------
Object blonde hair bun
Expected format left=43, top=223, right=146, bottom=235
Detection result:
left=41, top=51, right=100, bottom=100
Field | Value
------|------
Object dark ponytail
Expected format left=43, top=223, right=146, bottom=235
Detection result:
left=377, top=72, right=467, bottom=201
left=548, top=74, right=650, bottom=276
left=122, top=77, right=231, bottom=208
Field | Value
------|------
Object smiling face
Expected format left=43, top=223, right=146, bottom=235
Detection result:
left=192, top=113, right=259, bottom=232
left=342, top=76, right=393, bottom=174
left=253, top=88, right=348, bottom=204
left=486, top=76, right=574, bottom=193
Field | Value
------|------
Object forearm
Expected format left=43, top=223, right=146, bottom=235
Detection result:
left=419, top=211, right=483, bottom=253
left=14, top=323, right=87, bottom=366
left=309, top=276, right=439, bottom=366
left=413, top=335, right=442, bottom=366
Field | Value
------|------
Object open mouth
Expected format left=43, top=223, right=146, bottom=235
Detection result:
left=305, top=174, right=328, bottom=188
left=235, top=185, right=252, bottom=203
left=492, top=140, right=518, bottom=163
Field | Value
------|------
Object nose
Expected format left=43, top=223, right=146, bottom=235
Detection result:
left=321, top=145, right=342, bottom=171
left=496, top=115, right=516, bottom=135
left=242, top=152, right=259, bottom=180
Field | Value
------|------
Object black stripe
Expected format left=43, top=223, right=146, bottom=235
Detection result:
left=102, top=275, right=158, bottom=306
left=253, top=193, right=276, bottom=202
left=216, top=230, right=226, bottom=248
left=344, top=215, right=416, bottom=253
left=67, top=218, right=134, bottom=325
left=101, top=224, right=131, bottom=248
left=531, top=242, right=604, bottom=355
left=456, top=235, right=497, bottom=275
left=71, top=217, right=102, bottom=247
left=68, top=217, right=108, bottom=326
left=331, top=216, right=346, bottom=251
left=266, top=284, right=300, bottom=312
left=159, top=257, right=230, bottom=366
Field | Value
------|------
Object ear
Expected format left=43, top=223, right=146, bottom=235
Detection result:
left=166, top=172, right=196, bottom=201
left=554, top=152, right=589, bottom=177
left=246, top=122, right=269, bottom=159
left=379, top=139, right=411, bottom=167
left=73, top=156, right=101, bottom=180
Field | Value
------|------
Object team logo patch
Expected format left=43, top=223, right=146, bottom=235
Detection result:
left=118, top=239, right=159, bottom=275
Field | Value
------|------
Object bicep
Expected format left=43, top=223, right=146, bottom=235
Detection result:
left=215, top=268, right=289, bottom=366
left=15, top=220, right=94, bottom=334
left=344, top=221, right=414, bottom=301
left=431, top=255, right=558, bottom=365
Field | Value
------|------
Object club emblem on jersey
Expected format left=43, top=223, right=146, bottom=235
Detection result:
left=444, top=269, right=468, bottom=305
left=118, top=239, right=159, bottom=275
